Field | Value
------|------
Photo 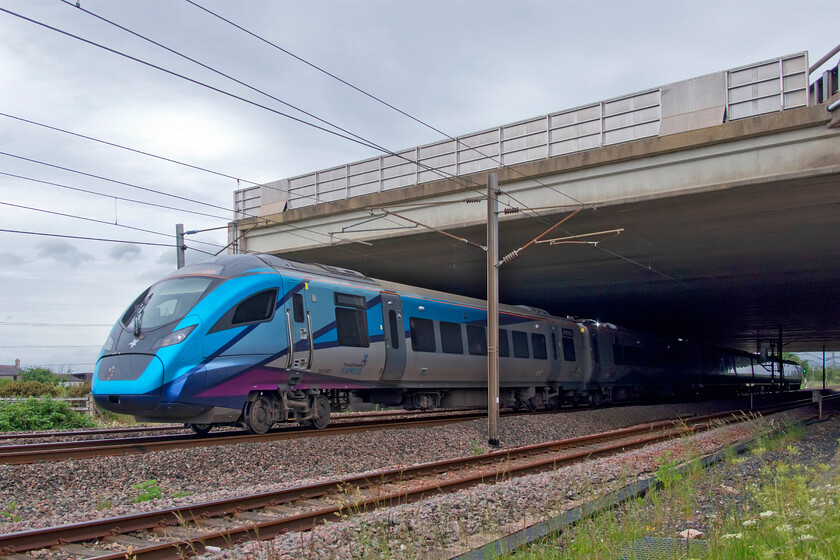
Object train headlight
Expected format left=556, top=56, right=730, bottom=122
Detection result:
left=153, top=325, right=197, bottom=349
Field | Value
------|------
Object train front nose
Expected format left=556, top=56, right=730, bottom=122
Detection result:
left=92, top=353, right=165, bottom=414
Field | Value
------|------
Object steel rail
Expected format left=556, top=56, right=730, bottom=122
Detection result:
left=0, top=402, right=809, bottom=557
left=0, top=416, right=691, bottom=554
left=0, top=407, right=482, bottom=443
left=0, top=411, right=491, bottom=465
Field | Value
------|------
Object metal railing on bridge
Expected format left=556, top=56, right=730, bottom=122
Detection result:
left=236, top=52, right=816, bottom=218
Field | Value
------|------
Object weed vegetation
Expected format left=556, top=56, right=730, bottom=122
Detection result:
left=0, top=397, right=95, bottom=431
left=503, top=424, right=840, bottom=559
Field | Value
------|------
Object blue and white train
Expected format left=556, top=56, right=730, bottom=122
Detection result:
left=92, top=254, right=801, bottom=434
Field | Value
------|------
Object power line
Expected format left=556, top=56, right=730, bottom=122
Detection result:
left=57, top=0, right=511, bottom=209
left=1, top=6, right=386, bottom=154
left=0, top=322, right=112, bottom=327
left=58, top=0, right=404, bottom=174
left=7, top=4, right=522, bottom=241
left=1, top=345, right=103, bottom=349
left=0, top=150, right=235, bottom=216
left=10, top=4, right=668, bottom=283
left=0, top=171, right=232, bottom=221
left=0, top=158, right=402, bottom=264
left=0, top=200, right=227, bottom=250
left=184, top=1, right=664, bottom=275
left=0, top=112, right=264, bottom=187
left=0, top=228, right=214, bottom=252
left=183, top=2, right=589, bottom=214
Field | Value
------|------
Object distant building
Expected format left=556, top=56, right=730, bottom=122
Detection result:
left=0, top=359, right=22, bottom=381
left=56, top=372, right=92, bottom=385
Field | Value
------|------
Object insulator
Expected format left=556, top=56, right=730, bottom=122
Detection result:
left=463, top=239, right=487, bottom=250
left=499, top=249, right=520, bottom=265
left=464, top=196, right=485, bottom=204
left=503, top=207, right=521, bottom=214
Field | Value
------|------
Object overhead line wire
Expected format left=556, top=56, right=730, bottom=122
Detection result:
left=8, top=3, right=501, bottom=253
left=0, top=6, right=388, bottom=155
left=0, top=200, right=227, bottom=250
left=186, top=1, right=666, bottom=276
left=0, top=112, right=263, bottom=187
left=49, top=1, right=526, bottom=219
left=0, top=171, right=232, bottom=221
left=0, top=168, right=346, bottom=253
left=10, top=5, right=669, bottom=283
left=9, top=3, right=504, bottom=256
left=0, top=150, right=235, bottom=215
left=0, top=228, right=215, bottom=252
left=183, top=2, right=597, bottom=218
left=0, top=151, right=338, bottom=250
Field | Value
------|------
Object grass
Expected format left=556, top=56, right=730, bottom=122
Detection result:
left=502, top=422, right=840, bottom=560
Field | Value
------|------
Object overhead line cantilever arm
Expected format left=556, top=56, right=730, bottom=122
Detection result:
left=536, top=228, right=625, bottom=246
left=382, top=210, right=487, bottom=251
left=497, top=207, right=582, bottom=266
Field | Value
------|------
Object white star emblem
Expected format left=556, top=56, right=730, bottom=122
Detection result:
left=129, top=338, right=139, bottom=348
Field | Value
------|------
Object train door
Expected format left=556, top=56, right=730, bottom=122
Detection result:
left=286, top=281, right=314, bottom=371
left=380, top=293, right=406, bottom=380
left=589, top=328, right=601, bottom=380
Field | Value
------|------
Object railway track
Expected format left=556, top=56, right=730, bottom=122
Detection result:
left=0, top=400, right=814, bottom=560
left=0, top=407, right=478, bottom=443
left=0, top=393, right=818, bottom=465
left=0, top=409, right=494, bottom=465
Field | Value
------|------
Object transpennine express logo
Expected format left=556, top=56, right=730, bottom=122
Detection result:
left=341, top=353, right=368, bottom=376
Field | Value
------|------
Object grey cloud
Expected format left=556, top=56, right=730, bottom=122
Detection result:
left=0, top=251, right=29, bottom=266
left=109, top=244, right=142, bottom=261
left=35, top=241, right=93, bottom=268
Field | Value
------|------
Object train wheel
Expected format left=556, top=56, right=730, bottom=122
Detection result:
left=244, top=395, right=274, bottom=434
left=308, top=394, right=331, bottom=430
left=525, top=396, right=538, bottom=412
left=187, top=423, right=213, bottom=436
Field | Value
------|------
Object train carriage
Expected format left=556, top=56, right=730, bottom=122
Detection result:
left=92, top=253, right=800, bottom=434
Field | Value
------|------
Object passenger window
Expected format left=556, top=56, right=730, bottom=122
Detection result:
left=551, top=332, right=559, bottom=360
left=531, top=333, right=547, bottom=360
left=388, top=310, right=400, bottom=350
left=466, top=325, right=487, bottom=356
left=292, top=293, right=304, bottom=323
left=512, top=331, right=530, bottom=358
left=440, top=321, right=464, bottom=354
left=335, top=307, right=369, bottom=347
left=499, top=329, right=510, bottom=358
left=409, top=317, right=436, bottom=352
left=562, top=335, right=577, bottom=362
left=232, top=289, right=277, bottom=325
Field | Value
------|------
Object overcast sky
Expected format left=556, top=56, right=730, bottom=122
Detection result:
left=0, top=0, right=837, bottom=372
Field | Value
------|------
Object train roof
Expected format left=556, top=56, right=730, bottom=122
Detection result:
left=180, top=254, right=581, bottom=324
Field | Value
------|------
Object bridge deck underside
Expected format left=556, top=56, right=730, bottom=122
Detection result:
left=277, top=172, right=840, bottom=352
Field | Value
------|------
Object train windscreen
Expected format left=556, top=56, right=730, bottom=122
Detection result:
left=122, top=277, right=214, bottom=331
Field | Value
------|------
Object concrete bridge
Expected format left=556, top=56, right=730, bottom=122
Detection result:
left=232, top=51, right=840, bottom=352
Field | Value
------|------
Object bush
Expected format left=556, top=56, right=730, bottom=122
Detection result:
left=66, top=382, right=91, bottom=398
left=0, top=397, right=95, bottom=431
left=19, top=367, right=60, bottom=386
left=0, top=381, right=61, bottom=398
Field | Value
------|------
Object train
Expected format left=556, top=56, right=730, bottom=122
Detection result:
left=92, top=253, right=802, bottom=434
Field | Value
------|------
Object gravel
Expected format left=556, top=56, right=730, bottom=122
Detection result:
left=0, top=397, right=833, bottom=560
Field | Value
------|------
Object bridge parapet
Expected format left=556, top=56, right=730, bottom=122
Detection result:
left=235, top=52, right=819, bottom=220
